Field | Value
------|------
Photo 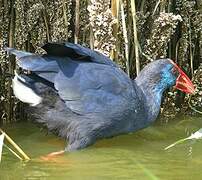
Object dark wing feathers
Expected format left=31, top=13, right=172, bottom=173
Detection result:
left=7, top=43, right=137, bottom=116
left=5, top=48, right=59, bottom=73
left=42, top=42, right=118, bottom=67
left=55, top=60, right=135, bottom=114
left=5, top=48, right=60, bottom=83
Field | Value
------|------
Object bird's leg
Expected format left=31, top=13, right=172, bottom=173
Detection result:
left=46, top=150, right=65, bottom=156
left=40, top=150, right=65, bottom=161
left=67, top=136, right=95, bottom=151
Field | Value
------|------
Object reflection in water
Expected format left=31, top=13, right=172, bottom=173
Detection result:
left=1, top=115, right=202, bottom=180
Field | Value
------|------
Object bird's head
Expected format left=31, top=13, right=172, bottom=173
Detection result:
left=136, top=59, right=195, bottom=95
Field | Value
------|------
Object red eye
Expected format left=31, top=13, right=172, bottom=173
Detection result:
left=172, top=67, right=179, bottom=76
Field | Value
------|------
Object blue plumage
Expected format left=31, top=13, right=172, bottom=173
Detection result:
left=6, top=43, right=178, bottom=151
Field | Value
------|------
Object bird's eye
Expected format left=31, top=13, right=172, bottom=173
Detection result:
left=172, top=67, right=179, bottom=77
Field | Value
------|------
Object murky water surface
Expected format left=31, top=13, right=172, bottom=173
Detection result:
left=1, top=115, right=202, bottom=180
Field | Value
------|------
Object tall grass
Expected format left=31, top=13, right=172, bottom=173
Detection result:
left=0, top=0, right=201, bottom=123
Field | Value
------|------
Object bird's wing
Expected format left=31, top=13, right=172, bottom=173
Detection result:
left=42, top=42, right=118, bottom=67
left=5, top=48, right=59, bottom=72
left=6, top=47, right=141, bottom=116
left=54, top=58, right=140, bottom=115
left=5, top=48, right=61, bottom=84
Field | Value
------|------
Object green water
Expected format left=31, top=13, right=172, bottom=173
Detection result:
left=1, top=115, right=202, bottom=180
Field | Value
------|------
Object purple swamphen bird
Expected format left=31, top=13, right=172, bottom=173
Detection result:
left=6, top=42, right=195, bottom=156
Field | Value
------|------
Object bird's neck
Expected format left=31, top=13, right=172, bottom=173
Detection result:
left=135, top=79, right=164, bottom=122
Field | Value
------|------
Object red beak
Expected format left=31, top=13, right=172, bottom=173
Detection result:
left=171, top=61, right=195, bottom=94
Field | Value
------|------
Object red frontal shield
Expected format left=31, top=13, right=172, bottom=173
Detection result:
left=170, top=61, right=195, bottom=94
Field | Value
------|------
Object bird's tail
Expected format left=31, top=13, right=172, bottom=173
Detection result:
left=12, top=71, right=43, bottom=106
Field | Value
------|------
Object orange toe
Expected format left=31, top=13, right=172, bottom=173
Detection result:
left=40, top=150, right=65, bottom=161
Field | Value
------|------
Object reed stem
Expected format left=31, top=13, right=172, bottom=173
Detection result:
left=120, top=0, right=130, bottom=76
left=111, top=0, right=120, bottom=61
left=4, top=144, right=23, bottom=161
left=188, top=16, right=194, bottom=77
left=130, top=0, right=140, bottom=75
left=74, top=0, right=80, bottom=44
left=0, top=129, right=30, bottom=160
left=62, top=0, right=69, bottom=42
left=7, top=0, right=15, bottom=123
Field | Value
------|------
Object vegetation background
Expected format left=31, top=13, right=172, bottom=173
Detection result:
left=0, top=0, right=201, bottom=124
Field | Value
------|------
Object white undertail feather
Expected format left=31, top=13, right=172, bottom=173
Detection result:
left=12, top=71, right=42, bottom=106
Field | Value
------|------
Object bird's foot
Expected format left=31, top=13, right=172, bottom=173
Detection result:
left=40, top=150, right=65, bottom=161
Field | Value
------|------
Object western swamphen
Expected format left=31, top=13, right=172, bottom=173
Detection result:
left=6, top=42, right=195, bottom=153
